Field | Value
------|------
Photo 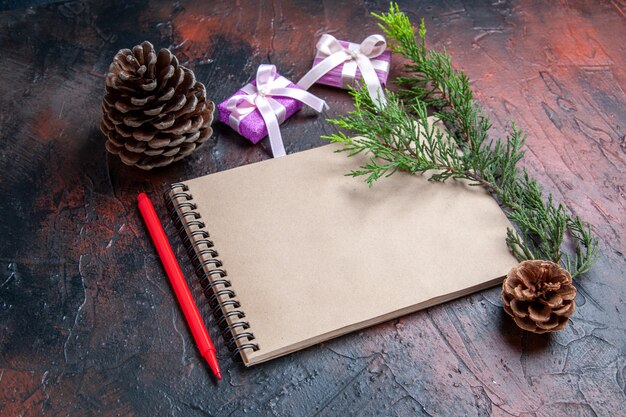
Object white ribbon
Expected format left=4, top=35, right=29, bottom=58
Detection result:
left=227, top=65, right=327, bottom=158
left=297, top=34, right=388, bottom=107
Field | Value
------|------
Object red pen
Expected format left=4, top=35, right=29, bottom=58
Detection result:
left=137, top=192, right=222, bottom=380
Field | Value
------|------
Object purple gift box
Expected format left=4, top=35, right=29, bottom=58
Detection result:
left=311, top=39, right=391, bottom=89
left=218, top=76, right=304, bottom=144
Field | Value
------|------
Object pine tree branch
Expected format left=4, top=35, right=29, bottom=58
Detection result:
left=324, top=3, right=598, bottom=278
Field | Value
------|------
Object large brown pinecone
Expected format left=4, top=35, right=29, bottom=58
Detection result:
left=502, top=260, right=576, bottom=334
left=101, top=41, right=213, bottom=170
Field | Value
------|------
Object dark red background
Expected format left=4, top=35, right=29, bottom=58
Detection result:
left=0, top=1, right=624, bottom=416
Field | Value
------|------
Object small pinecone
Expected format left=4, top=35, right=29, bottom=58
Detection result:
left=101, top=41, right=213, bottom=170
left=502, top=260, right=576, bottom=334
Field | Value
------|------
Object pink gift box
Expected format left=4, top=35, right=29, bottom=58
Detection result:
left=311, top=40, right=391, bottom=89
left=218, top=77, right=305, bottom=144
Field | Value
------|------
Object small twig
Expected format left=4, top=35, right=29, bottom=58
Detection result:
left=324, top=4, right=598, bottom=278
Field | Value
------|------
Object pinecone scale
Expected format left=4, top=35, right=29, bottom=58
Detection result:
left=101, top=41, right=213, bottom=170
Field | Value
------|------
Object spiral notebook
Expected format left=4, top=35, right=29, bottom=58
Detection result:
left=165, top=124, right=518, bottom=366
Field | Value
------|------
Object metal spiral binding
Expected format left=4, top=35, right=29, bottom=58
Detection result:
left=165, top=183, right=260, bottom=360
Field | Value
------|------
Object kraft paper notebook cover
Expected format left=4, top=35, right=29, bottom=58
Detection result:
left=165, top=122, right=518, bottom=366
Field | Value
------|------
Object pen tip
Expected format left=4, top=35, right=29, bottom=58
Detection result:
left=204, top=353, right=222, bottom=381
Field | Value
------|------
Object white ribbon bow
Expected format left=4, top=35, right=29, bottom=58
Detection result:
left=227, top=64, right=328, bottom=157
left=297, top=34, right=388, bottom=107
